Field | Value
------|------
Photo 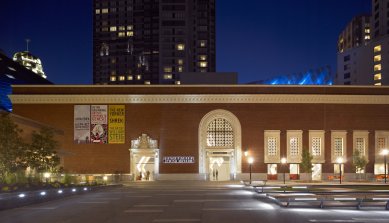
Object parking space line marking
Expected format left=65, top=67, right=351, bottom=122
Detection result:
left=124, top=209, right=163, bottom=213
left=78, top=201, right=108, bottom=204
left=174, top=199, right=243, bottom=202
left=202, top=207, right=269, bottom=211
left=127, top=195, right=152, bottom=198
left=133, top=204, right=169, bottom=207
left=20, top=207, right=58, bottom=210
left=153, top=219, right=201, bottom=222
left=309, top=220, right=358, bottom=223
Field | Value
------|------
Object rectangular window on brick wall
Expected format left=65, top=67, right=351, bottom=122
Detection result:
left=312, top=137, right=321, bottom=156
left=378, top=137, right=386, bottom=151
left=334, top=138, right=343, bottom=157
left=268, top=137, right=277, bottom=156
left=290, top=137, right=299, bottom=156
left=356, top=138, right=365, bottom=155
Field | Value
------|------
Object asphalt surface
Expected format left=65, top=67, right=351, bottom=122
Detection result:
left=0, top=181, right=388, bottom=223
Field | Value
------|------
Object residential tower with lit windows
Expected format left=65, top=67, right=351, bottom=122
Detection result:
left=93, top=0, right=216, bottom=85
left=336, top=0, right=389, bottom=86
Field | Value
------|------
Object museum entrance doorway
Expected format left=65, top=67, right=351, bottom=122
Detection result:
left=207, top=150, right=233, bottom=181
left=129, top=134, right=159, bottom=181
left=199, top=110, right=242, bottom=181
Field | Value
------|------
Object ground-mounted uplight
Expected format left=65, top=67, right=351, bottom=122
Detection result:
left=58, top=190, right=63, bottom=194
left=40, top=191, right=46, bottom=196
left=336, top=157, right=344, bottom=184
left=83, top=187, right=88, bottom=191
left=18, top=193, right=25, bottom=198
left=72, top=188, right=77, bottom=192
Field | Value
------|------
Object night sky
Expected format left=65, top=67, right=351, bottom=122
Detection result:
left=0, top=0, right=370, bottom=84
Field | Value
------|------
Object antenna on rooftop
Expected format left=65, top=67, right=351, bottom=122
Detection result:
left=25, top=39, right=31, bottom=52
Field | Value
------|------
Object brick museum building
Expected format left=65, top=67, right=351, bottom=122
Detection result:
left=9, top=85, right=389, bottom=182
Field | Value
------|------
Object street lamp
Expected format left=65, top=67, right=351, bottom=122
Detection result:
left=248, top=157, right=254, bottom=185
left=244, top=149, right=248, bottom=157
left=381, top=149, right=388, bottom=184
left=337, top=157, right=343, bottom=184
left=281, top=158, right=287, bottom=185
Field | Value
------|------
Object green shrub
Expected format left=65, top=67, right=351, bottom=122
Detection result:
left=1, top=186, right=9, bottom=192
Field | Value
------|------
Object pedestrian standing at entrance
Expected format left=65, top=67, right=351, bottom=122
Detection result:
left=212, top=169, right=216, bottom=180
left=146, top=170, right=150, bottom=181
left=216, top=169, right=218, bottom=181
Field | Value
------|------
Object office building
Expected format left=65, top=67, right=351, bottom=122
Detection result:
left=93, top=0, right=216, bottom=85
left=0, top=52, right=52, bottom=112
left=372, top=0, right=389, bottom=38
left=13, top=51, right=47, bottom=79
left=337, top=15, right=371, bottom=53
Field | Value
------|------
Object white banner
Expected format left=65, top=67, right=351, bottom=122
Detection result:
left=74, top=105, right=90, bottom=144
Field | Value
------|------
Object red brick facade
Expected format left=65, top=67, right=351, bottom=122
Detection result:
left=10, top=85, right=389, bottom=180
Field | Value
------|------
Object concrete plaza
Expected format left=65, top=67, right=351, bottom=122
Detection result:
left=0, top=181, right=388, bottom=223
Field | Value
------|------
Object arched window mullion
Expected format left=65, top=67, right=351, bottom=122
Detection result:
left=206, top=118, right=233, bottom=147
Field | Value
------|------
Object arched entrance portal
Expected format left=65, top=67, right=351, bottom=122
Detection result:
left=199, top=110, right=242, bottom=181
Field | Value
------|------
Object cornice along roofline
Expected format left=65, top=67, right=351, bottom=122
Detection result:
left=9, top=94, right=389, bottom=104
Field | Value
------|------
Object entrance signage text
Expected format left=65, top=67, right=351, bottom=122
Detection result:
left=163, top=156, right=195, bottom=164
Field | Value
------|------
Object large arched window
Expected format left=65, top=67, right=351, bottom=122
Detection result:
left=199, top=109, right=242, bottom=175
left=206, top=118, right=234, bottom=147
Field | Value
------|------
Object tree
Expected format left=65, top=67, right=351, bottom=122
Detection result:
left=26, top=127, right=60, bottom=174
left=0, top=113, right=26, bottom=182
left=353, top=150, right=368, bottom=174
left=300, top=149, right=313, bottom=173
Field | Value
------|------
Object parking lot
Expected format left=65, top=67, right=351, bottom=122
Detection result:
left=0, top=181, right=388, bottom=223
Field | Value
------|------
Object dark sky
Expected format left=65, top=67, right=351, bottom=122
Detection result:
left=0, top=0, right=370, bottom=84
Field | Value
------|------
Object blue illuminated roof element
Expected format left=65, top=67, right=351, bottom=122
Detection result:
left=249, top=67, right=333, bottom=85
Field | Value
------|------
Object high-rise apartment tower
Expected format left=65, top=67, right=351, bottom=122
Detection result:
left=93, top=0, right=216, bottom=85
left=336, top=0, right=389, bottom=85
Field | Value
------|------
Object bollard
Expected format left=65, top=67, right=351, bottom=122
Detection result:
left=320, top=199, right=324, bottom=209
left=386, top=200, right=389, bottom=210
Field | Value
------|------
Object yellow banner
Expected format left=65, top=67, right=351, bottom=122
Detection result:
left=108, top=105, right=125, bottom=144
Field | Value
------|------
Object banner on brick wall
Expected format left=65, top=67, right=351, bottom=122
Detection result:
left=108, top=105, right=125, bottom=144
left=74, top=105, right=90, bottom=144
left=90, top=105, right=108, bottom=144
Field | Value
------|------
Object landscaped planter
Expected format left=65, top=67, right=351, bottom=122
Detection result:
left=299, top=173, right=312, bottom=181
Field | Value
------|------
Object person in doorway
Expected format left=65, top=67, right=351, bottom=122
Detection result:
left=216, top=169, right=219, bottom=181
left=212, top=169, right=216, bottom=181
left=137, top=172, right=142, bottom=181
left=146, top=170, right=150, bottom=181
